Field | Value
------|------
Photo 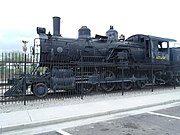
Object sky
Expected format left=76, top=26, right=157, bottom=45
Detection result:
left=0, top=0, right=180, bottom=53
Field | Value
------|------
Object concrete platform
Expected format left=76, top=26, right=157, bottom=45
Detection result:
left=1, top=89, right=180, bottom=134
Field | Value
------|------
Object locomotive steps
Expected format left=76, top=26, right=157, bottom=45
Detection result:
left=1, top=88, right=180, bottom=134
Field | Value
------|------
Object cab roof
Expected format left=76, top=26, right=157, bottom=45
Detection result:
left=126, top=34, right=177, bottom=42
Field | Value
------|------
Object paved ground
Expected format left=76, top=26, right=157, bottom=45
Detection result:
left=62, top=105, right=180, bottom=135
left=1, top=88, right=180, bottom=135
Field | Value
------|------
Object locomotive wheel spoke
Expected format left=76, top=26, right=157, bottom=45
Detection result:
left=174, top=77, right=180, bottom=86
left=124, top=82, right=133, bottom=90
left=75, top=83, right=94, bottom=94
left=101, top=70, right=116, bottom=92
left=101, top=83, right=116, bottom=92
left=136, top=80, right=147, bottom=89
left=117, top=82, right=133, bottom=90
left=116, top=72, right=133, bottom=91
left=136, top=74, right=148, bottom=88
left=116, top=83, right=122, bottom=90
left=82, top=83, right=94, bottom=94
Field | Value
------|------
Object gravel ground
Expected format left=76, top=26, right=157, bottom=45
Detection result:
left=0, top=86, right=179, bottom=113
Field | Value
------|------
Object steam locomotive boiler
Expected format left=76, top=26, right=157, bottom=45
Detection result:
left=5, top=16, right=180, bottom=98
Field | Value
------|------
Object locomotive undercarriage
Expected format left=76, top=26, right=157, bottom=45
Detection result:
left=4, top=62, right=178, bottom=98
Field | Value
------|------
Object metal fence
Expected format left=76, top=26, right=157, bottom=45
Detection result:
left=0, top=52, right=178, bottom=105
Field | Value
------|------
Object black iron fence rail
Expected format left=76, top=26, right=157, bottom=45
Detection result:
left=0, top=52, right=179, bottom=105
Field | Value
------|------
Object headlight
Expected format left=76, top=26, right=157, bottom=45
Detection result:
left=37, top=27, right=46, bottom=34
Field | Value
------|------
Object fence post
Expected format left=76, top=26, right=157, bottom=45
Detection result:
left=173, top=67, right=176, bottom=89
left=122, top=67, right=124, bottom=96
left=151, top=64, right=154, bottom=92
left=22, top=40, right=28, bottom=105
left=1, top=53, right=4, bottom=104
left=80, top=53, right=84, bottom=100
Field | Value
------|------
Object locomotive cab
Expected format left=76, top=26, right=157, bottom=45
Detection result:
left=149, top=36, right=176, bottom=64
left=126, top=34, right=176, bottom=64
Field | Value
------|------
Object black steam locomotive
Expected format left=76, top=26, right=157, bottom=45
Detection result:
left=5, top=16, right=180, bottom=97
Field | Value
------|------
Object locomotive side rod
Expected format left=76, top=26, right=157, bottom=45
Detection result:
left=75, top=77, right=148, bottom=84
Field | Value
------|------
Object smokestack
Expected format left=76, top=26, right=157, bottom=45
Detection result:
left=53, top=16, right=61, bottom=36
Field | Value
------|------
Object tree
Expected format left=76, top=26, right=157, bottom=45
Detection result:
left=0, top=51, right=29, bottom=81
